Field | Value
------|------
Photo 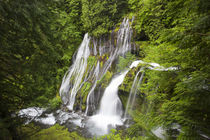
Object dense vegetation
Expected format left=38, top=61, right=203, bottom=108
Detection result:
left=0, top=0, right=209, bottom=139
left=0, top=0, right=82, bottom=139
left=130, top=0, right=210, bottom=139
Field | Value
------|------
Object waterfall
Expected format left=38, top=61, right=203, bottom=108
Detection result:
left=116, top=18, right=132, bottom=55
left=124, top=68, right=145, bottom=120
left=86, top=60, right=142, bottom=135
left=59, top=33, right=90, bottom=110
left=84, top=18, right=134, bottom=114
left=98, top=70, right=127, bottom=116
left=59, top=17, right=134, bottom=113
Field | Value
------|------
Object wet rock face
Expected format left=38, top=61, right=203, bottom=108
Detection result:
left=18, top=107, right=56, bottom=126
left=118, top=89, right=129, bottom=110
left=119, top=67, right=142, bottom=93
left=85, top=87, right=104, bottom=116
left=59, top=18, right=136, bottom=114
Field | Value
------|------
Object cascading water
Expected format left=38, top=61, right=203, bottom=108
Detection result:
left=124, top=68, right=145, bottom=120
left=85, top=61, right=100, bottom=115
left=18, top=15, right=182, bottom=139
left=99, top=18, right=133, bottom=77
left=59, top=33, right=90, bottom=110
left=58, top=17, right=150, bottom=136
left=86, top=60, right=142, bottom=135
left=59, top=18, right=134, bottom=112
left=84, top=18, right=134, bottom=115
left=116, top=18, right=132, bottom=55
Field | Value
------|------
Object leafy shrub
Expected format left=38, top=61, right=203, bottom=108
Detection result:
left=49, top=96, right=62, bottom=110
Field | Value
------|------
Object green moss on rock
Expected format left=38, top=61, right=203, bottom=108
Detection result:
left=81, top=82, right=92, bottom=104
left=119, top=68, right=136, bottom=93
left=97, top=70, right=113, bottom=88
left=87, top=56, right=97, bottom=66
left=27, top=124, right=86, bottom=140
left=74, top=81, right=92, bottom=111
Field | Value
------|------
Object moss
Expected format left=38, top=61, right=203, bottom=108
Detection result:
left=114, top=26, right=120, bottom=33
left=82, top=104, right=86, bottom=111
left=118, top=92, right=128, bottom=109
left=73, top=81, right=92, bottom=111
left=24, top=124, right=86, bottom=140
left=72, top=55, right=97, bottom=110
left=119, top=64, right=147, bottom=108
left=97, top=70, right=113, bottom=88
left=100, top=61, right=103, bottom=68
left=119, top=68, right=136, bottom=93
left=81, top=82, right=92, bottom=104
left=98, top=54, right=109, bottom=65
left=87, top=56, right=97, bottom=66
left=73, top=82, right=92, bottom=111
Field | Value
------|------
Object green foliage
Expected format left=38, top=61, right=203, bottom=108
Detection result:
left=97, top=127, right=158, bottom=140
left=119, top=68, right=136, bottom=93
left=49, top=96, right=62, bottom=110
left=23, top=124, right=86, bottom=140
left=98, top=129, right=122, bottom=140
left=0, top=0, right=83, bottom=138
left=81, top=0, right=128, bottom=37
left=129, top=0, right=210, bottom=138
left=1, top=0, right=209, bottom=139
left=117, top=52, right=137, bottom=72
left=0, top=119, right=12, bottom=140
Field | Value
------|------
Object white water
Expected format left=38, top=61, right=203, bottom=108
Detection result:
left=85, top=61, right=100, bottom=115
left=100, top=18, right=133, bottom=77
left=83, top=18, right=134, bottom=115
left=59, top=18, right=134, bottom=112
left=123, top=61, right=177, bottom=120
left=59, top=33, right=90, bottom=110
left=18, top=107, right=56, bottom=125
left=152, top=127, right=166, bottom=140
left=86, top=60, right=142, bottom=135
left=35, top=113, right=56, bottom=125
left=98, top=70, right=127, bottom=116
left=130, top=72, right=144, bottom=111
left=148, top=62, right=178, bottom=71
left=117, top=18, right=132, bottom=55
left=124, top=68, right=144, bottom=120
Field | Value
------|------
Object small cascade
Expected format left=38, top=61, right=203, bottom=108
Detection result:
left=98, top=70, right=127, bottom=116
left=85, top=61, right=100, bottom=115
left=59, top=33, right=90, bottom=110
left=98, top=17, right=133, bottom=79
left=93, top=38, right=97, bottom=56
left=124, top=68, right=145, bottom=120
left=116, top=18, right=132, bottom=55
left=86, top=60, right=142, bottom=135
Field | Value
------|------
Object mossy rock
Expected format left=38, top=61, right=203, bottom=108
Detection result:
left=97, top=70, right=113, bottom=88
left=118, top=90, right=129, bottom=110
left=25, top=124, right=86, bottom=140
left=80, top=82, right=92, bottom=104
left=74, top=81, right=92, bottom=111
left=87, top=56, right=97, bottom=66
left=119, top=68, right=136, bottom=93
left=119, top=64, right=146, bottom=108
